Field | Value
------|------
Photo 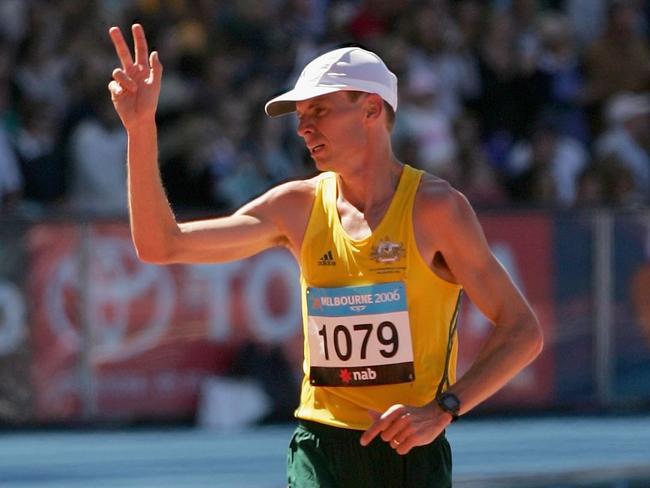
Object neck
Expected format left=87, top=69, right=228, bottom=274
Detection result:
left=336, top=142, right=403, bottom=213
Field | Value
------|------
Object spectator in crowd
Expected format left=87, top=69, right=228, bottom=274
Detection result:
left=66, top=88, right=128, bottom=214
left=506, top=114, right=589, bottom=206
left=599, top=156, right=638, bottom=207
left=595, top=92, right=650, bottom=204
left=451, top=110, right=507, bottom=207
left=470, top=11, right=544, bottom=172
left=583, top=0, right=650, bottom=130
left=573, top=155, right=639, bottom=208
left=157, top=113, right=228, bottom=213
left=400, top=0, right=479, bottom=122
left=574, top=163, right=607, bottom=207
left=394, top=67, right=457, bottom=179
left=534, top=11, right=589, bottom=144
left=452, top=0, right=488, bottom=53
left=13, top=5, right=71, bottom=116
left=0, top=1, right=28, bottom=46
left=13, top=102, right=65, bottom=208
left=509, top=0, right=544, bottom=71
left=347, top=0, right=407, bottom=43
left=282, top=0, right=330, bottom=43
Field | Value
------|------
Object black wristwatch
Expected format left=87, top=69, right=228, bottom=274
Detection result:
left=436, top=392, right=461, bottom=421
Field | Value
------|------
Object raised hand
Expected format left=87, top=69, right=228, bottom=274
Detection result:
left=108, top=24, right=162, bottom=131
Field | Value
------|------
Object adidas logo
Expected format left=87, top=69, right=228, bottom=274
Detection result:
left=318, top=250, right=336, bottom=266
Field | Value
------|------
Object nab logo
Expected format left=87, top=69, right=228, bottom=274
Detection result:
left=339, top=368, right=377, bottom=384
left=353, top=368, right=377, bottom=381
left=318, top=250, right=336, bottom=266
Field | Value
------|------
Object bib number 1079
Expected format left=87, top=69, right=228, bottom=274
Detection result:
left=317, top=321, right=399, bottom=362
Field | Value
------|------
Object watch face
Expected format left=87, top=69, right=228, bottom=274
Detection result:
left=440, top=393, right=460, bottom=412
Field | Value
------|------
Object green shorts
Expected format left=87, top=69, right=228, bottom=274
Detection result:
left=287, top=420, right=452, bottom=488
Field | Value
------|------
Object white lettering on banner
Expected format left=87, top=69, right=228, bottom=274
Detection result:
left=246, top=251, right=300, bottom=342
left=46, top=236, right=175, bottom=361
left=0, top=281, right=25, bottom=355
left=191, top=251, right=300, bottom=343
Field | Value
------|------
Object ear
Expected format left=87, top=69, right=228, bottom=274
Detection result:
left=364, top=94, right=383, bottom=123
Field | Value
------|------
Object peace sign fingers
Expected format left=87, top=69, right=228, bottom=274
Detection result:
left=107, top=24, right=162, bottom=131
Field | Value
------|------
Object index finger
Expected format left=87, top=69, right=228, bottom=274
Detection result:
left=360, top=406, right=404, bottom=446
left=109, top=26, right=134, bottom=70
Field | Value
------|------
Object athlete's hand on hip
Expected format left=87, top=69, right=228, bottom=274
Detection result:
left=359, top=402, right=451, bottom=455
left=108, top=23, right=162, bottom=131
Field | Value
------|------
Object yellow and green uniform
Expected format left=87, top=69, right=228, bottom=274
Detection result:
left=296, top=164, right=463, bottom=431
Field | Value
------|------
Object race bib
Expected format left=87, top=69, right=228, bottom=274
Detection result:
left=306, top=282, right=415, bottom=387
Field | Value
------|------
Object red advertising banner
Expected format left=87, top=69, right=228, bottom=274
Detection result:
left=457, top=213, right=555, bottom=408
left=28, top=223, right=303, bottom=421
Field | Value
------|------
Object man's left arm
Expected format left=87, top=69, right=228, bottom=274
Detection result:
left=361, top=186, right=543, bottom=454
left=432, top=189, right=544, bottom=414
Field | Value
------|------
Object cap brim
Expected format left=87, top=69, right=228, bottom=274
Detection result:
left=264, top=86, right=344, bottom=117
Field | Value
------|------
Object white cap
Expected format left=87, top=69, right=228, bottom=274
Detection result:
left=265, top=46, right=398, bottom=118
left=606, top=92, right=650, bottom=125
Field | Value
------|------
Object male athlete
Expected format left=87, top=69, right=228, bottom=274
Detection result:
left=109, top=24, right=543, bottom=487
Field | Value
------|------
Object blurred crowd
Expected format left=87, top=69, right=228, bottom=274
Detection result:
left=0, top=0, right=649, bottom=217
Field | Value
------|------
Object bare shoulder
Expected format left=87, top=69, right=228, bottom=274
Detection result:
left=414, top=173, right=474, bottom=224
left=235, top=174, right=320, bottom=215
left=412, top=173, right=490, bottom=282
left=265, top=174, right=321, bottom=207
left=235, top=173, right=322, bottom=252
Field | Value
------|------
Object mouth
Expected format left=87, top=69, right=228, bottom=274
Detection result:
left=310, top=144, right=325, bottom=155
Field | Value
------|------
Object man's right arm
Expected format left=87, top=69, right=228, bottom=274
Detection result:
left=110, top=24, right=287, bottom=265
left=126, top=121, right=286, bottom=264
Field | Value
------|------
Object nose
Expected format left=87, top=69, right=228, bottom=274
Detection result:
left=296, top=116, right=314, bottom=138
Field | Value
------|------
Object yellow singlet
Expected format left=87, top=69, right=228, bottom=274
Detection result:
left=297, top=164, right=463, bottom=430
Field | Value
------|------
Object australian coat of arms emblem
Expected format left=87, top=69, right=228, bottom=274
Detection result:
left=370, top=238, right=405, bottom=263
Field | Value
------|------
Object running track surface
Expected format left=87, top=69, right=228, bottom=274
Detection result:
left=1, top=416, right=650, bottom=487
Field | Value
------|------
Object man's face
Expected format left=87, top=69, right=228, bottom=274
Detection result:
left=295, top=91, right=368, bottom=171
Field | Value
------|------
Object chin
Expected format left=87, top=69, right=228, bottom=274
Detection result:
left=313, top=157, right=331, bottom=172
